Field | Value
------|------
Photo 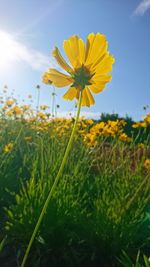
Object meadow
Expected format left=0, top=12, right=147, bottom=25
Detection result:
left=0, top=87, right=150, bottom=267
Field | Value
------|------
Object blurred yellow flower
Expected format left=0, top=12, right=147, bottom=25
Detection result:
left=144, top=113, right=150, bottom=124
left=119, top=133, right=132, bottom=142
left=6, top=110, right=14, bottom=117
left=138, top=143, right=145, bottom=149
left=3, top=142, right=14, bottom=153
left=6, top=99, right=14, bottom=107
left=43, top=33, right=114, bottom=107
left=12, top=106, right=23, bottom=115
left=40, top=105, right=49, bottom=110
left=132, top=122, right=147, bottom=128
left=22, top=105, right=30, bottom=111
left=144, top=159, right=150, bottom=170
left=37, top=112, right=47, bottom=120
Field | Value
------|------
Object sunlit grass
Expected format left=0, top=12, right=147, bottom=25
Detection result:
left=0, top=87, right=150, bottom=267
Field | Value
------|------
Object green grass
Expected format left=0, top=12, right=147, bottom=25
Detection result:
left=0, top=118, right=150, bottom=267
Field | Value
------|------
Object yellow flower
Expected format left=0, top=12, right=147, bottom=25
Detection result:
left=3, top=142, right=14, bottom=153
left=132, top=122, right=147, bottom=128
left=6, top=99, right=14, bottom=107
left=43, top=33, right=114, bottom=107
left=6, top=110, right=14, bottom=117
left=138, top=143, right=145, bottom=149
left=144, top=159, right=150, bottom=170
left=37, top=112, right=47, bottom=120
left=12, top=106, right=23, bottom=115
left=84, top=133, right=97, bottom=147
left=119, top=133, right=132, bottom=142
left=144, top=113, right=150, bottom=124
left=22, top=105, right=30, bottom=111
left=40, top=105, right=49, bottom=110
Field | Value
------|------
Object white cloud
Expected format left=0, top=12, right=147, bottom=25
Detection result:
left=0, top=30, right=55, bottom=71
left=57, top=111, right=101, bottom=119
left=134, top=0, right=150, bottom=16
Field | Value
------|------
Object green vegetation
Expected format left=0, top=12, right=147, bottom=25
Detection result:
left=0, top=110, right=150, bottom=266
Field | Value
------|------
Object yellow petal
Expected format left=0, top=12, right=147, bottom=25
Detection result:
left=63, top=35, right=85, bottom=69
left=89, top=75, right=112, bottom=94
left=81, top=88, right=90, bottom=107
left=81, top=87, right=95, bottom=107
left=43, top=69, right=73, bottom=87
left=52, top=47, right=73, bottom=73
left=86, top=87, right=95, bottom=105
left=85, top=33, right=108, bottom=68
left=78, top=38, right=86, bottom=65
left=91, top=74, right=112, bottom=83
left=42, top=73, right=53, bottom=84
left=63, top=87, right=78, bottom=100
left=89, top=83, right=106, bottom=94
left=92, top=53, right=115, bottom=73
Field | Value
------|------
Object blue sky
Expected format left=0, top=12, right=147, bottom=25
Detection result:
left=0, top=0, right=150, bottom=120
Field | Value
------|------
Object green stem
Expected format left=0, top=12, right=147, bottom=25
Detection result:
left=21, top=91, right=83, bottom=267
left=36, top=88, right=40, bottom=113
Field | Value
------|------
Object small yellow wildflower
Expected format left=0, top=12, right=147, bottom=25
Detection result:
left=3, top=143, right=14, bottom=153
left=6, top=99, right=14, bottom=107
left=132, top=122, right=147, bottom=128
left=40, top=105, right=49, bottom=110
left=12, top=106, right=23, bottom=115
left=84, top=133, right=97, bottom=147
left=6, top=110, right=14, bottom=117
left=138, top=143, right=145, bottom=149
left=144, top=159, right=150, bottom=170
left=144, top=113, right=150, bottom=124
left=22, top=105, right=30, bottom=111
left=119, top=133, right=132, bottom=142
left=85, top=119, right=94, bottom=125
left=43, top=33, right=114, bottom=107
left=37, top=112, right=47, bottom=120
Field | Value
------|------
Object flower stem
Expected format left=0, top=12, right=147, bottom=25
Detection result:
left=21, top=91, right=83, bottom=267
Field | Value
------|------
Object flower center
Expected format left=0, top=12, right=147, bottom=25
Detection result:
left=72, top=65, right=93, bottom=90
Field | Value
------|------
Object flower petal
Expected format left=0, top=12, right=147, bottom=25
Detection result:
left=86, top=87, right=95, bottom=105
left=91, top=74, right=112, bottom=83
left=81, top=87, right=95, bottom=107
left=78, top=38, right=86, bottom=65
left=89, top=74, right=112, bottom=94
left=42, top=73, right=53, bottom=84
left=92, top=53, right=115, bottom=73
left=89, top=83, right=106, bottom=94
left=63, top=87, right=78, bottom=100
left=43, top=69, right=73, bottom=87
left=52, top=47, right=73, bottom=73
left=63, top=35, right=85, bottom=69
left=85, top=33, right=108, bottom=68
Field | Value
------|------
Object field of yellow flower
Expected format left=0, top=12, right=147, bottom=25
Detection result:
left=0, top=93, right=150, bottom=267
left=0, top=33, right=150, bottom=267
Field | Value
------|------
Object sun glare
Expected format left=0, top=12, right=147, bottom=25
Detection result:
left=0, top=30, right=19, bottom=70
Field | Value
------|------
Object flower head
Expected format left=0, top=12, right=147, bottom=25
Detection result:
left=3, top=142, right=14, bottom=153
left=43, top=33, right=114, bottom=107
left=144, top=159, right=150, bottom=170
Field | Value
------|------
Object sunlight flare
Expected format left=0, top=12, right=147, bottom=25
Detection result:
left=0, top=30, right=51, bottom=71
left=0, top=30, right=19, bottom=69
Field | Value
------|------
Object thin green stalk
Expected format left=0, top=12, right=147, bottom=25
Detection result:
left=121, top=174, right=150, bottom=217
left=36, top=87, right=40, bottom=113
left=52, top=86, right=56, bottom=117
left=21, top=91, right=83, bottom=267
